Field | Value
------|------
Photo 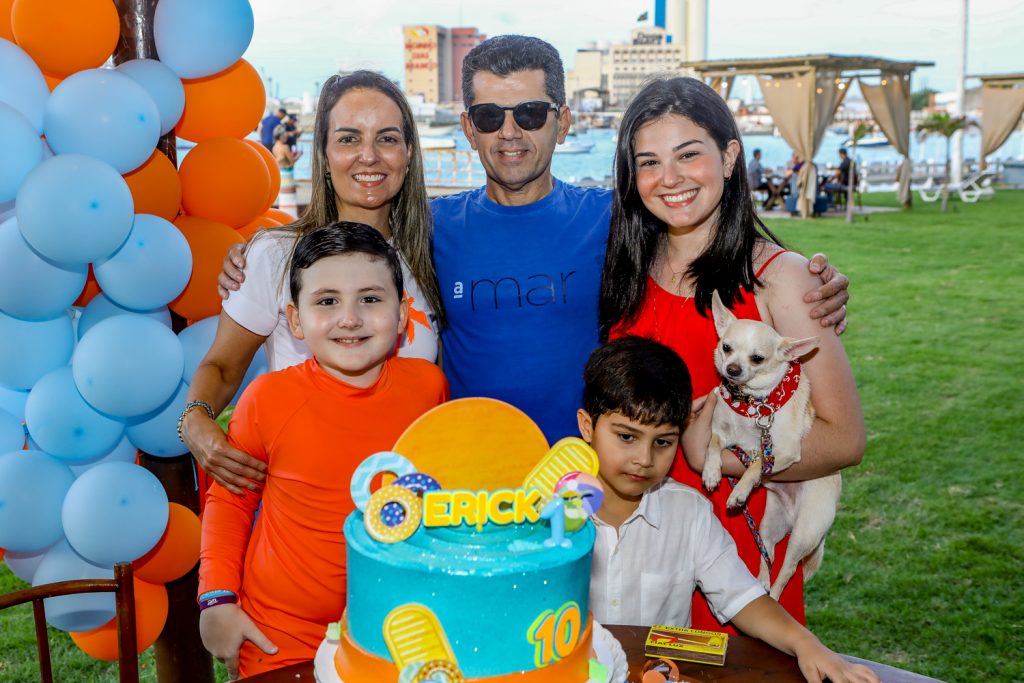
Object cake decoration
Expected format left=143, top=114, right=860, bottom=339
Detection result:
left=384, top=603, right=459, bottom=672
left=365, top=484, right=423, bottom=543
left=554, top=471, right=606, bottom=517
left=521, top=437, right=600, bottom=497
left=527, top=601, right=583, bottom=668
left=351, top=451, right=417, bottom=511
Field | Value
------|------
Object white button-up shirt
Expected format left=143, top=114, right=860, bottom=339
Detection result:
left=590, top=479, right=766, bottom=627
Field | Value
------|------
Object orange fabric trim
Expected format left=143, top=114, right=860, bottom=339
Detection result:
left=334, top=617, right=593, bottom=682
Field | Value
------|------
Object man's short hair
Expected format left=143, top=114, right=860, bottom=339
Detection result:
left=752, top=148, right=762, bottom=157
left=289, top=222, right=403, bottom=303
left=582, top=337, right=692, bottom=430
left=838, top=147, right=848, bottom=156
left=277, top=107, right=287, bottom=116
left=461, top=35, right=565, bottom=109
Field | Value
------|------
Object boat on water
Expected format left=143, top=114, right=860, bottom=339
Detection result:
left=843, top=134, right=890, bottom=148
left=420, top=137, right=457, bottom=150
left=555, top=141, right=595, bottom=154
left=416, top=122, right=458, bottom=138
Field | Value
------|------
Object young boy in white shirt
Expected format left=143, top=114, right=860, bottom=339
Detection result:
left=577, top=337, right=878, bottom=683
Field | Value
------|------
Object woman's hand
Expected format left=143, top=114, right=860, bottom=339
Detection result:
left=218, top=243, right=248, bottom=300
left=182, top=410, right=266, bottom=494
left=805, top=253, right=850, bottom=334
left=199, top=603, right=278, bottom=681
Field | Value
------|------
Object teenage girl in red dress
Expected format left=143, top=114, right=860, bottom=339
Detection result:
left=600, top=77, right=864, bottom=631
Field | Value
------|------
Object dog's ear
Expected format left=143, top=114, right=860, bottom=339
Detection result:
left=779, top=335, right=820, bottom=361
left=710, top=290, right=736, bottom=337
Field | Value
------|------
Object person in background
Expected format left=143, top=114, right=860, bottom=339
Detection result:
left=260, top=107, right=287, bottom=150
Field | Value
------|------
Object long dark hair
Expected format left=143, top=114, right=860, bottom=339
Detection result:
left=257, top=70, right=444, bottom=327
left=599, top=76, right=782, bottom=340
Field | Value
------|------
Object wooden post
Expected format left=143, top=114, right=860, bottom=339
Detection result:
left=112, top=1, right=213, bottom=681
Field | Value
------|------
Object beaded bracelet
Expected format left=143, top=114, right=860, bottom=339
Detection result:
left=198, top=592, right=237, bottom=611
left=177, top=400, right=216, bottom=443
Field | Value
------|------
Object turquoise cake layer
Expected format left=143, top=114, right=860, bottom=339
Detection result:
left=344, top=511, right=594, bottom=677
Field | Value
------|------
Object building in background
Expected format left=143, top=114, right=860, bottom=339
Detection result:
left=450, top=27, right=486, bottom=104
left=404, top=24, right=483, bottom=106
left=565, top=0, right=708, bottom=108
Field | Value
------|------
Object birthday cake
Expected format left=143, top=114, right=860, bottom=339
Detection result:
left=314, top=398, right=613, bottom=682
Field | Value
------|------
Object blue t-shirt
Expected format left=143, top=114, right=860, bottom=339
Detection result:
left=432, top=180, right=612, bottom=443
left=260, top=114, right=281, bottom=149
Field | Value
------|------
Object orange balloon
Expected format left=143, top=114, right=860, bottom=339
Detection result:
left=169, top=215, right=244, bottom=321
left=74, top=266, right=102, bottom=307
left=263, top=208, right=298, bottom=226
left=175, top=60, right=265, bottom=143
left=179, top=137, right=270, bottom=228
left=123, top=151, right=182, bottom=223
left=237, top=215, right=281, bottom=241
left=42, top=70, right=63, bottom=92
left=11, top=0, right=118, bottom=77
left=133, top=503, right=200, bottom=584
left=70, top=578, right=168, bottom=661
left=244, top=140, right=282, bottom=214
left=0, top=0, right=14, bottom=41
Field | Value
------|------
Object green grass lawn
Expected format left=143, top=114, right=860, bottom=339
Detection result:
left=2, top=191, right=1022, bottom=682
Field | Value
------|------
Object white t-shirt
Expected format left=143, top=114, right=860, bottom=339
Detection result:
left=590, top=479, right=766, bottom=627
left=222, top=230, right=439, bottom=371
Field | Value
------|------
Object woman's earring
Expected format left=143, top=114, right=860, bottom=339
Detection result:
left=325, top=171, right=332, bottom=180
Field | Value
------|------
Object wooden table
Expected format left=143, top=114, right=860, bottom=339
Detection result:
left=240, top=624, right=943, bottom=683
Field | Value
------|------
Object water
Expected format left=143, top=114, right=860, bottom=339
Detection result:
left=209, top=127, right=1023, bottom=188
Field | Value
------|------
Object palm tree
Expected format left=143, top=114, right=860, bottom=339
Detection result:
left=916, top=112, right=968, bottom=212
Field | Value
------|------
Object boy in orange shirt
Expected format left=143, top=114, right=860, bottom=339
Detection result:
left=197, top=222, right=448, bottom=678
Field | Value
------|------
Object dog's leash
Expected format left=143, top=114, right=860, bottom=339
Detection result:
left=725, top=475, right=774, bottom=569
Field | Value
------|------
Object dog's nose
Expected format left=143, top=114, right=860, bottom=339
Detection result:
left=726, top=364, right=742, bottom=377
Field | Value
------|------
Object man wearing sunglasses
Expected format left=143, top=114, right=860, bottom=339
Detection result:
left=432, top=35, right=613, bottom=443
left=432, top=35, right=851, bottom=445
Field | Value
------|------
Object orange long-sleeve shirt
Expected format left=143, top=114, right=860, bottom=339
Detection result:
left=199, top=357, right=447, bottom=677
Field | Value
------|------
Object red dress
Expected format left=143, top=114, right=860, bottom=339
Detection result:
left=611, top=253, right=806, bottom=631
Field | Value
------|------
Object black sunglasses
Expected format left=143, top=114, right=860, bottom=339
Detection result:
left=467, top=101, right=560, bottom=133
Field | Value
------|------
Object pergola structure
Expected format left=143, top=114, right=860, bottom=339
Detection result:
left=679, top=54, right=933, bottom=214
left=975, top=73, right=1024, bottom=170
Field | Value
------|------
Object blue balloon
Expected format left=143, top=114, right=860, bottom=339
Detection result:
left=0, top=39, right=49, bottom=133
left=32, top=539, right=115, bottom=631
left=115, top=59, right=185, bottom=136
left=0, top=385, right=29, bottom=421
left=179, top=316, right=268, bottom=403
left=154, top=0, right=254, bottom=79
left=0, top=450, right=75, bottom=552
left=94, top=214, right=192, bottom=310
left=43, top=69, right=160, bottom=174
left=69, top=435, right=138, bottom=477
left=0, top=407, right=24, bottom=452
left=62, top=461, right=168, bottom=566
left=0, top=217, right=87, bottom=320
left=125, top=381, right=189, bottom=457
left=16, top=154, right=134, bottom=266
left=4, top=546, right=50, bottom=583
left=25, top=367, right=126, bottom=463
left=72, top=314, right=184, bottom=418
left=0, top=103, right=44, bottom=202
left=77, top=293, right=170, bottom=340
left=0, top=309, right=75, bottom=391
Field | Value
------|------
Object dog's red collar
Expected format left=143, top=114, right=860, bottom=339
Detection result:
left=717, top=361, right=803, bottom=420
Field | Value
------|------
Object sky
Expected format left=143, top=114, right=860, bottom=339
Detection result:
left=244, top=0, right=1024, bottom=100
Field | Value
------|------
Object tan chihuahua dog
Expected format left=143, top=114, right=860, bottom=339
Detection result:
left=703, top=290, right=842, bottom=599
